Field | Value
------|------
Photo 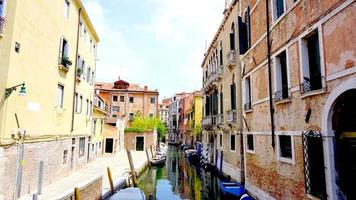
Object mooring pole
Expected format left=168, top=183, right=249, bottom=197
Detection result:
left=215, top=149, right=218, bottom=169
left=145, top=148, right=151, bottom=167
left=126, top=149, right=138, bottom=187
left=74, top=187, right=80, bottom=200
left=220, top=150, right=224, bottom=175
left=107, top=167, right=114, bottom=194
left=150, top=145, right=154, bottom=158
left=37, top=161, right=44, bottom=195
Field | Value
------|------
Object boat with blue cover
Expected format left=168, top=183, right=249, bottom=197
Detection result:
left=219, top=181, right=246, bottom=198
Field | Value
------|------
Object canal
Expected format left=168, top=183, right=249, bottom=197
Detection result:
left=137, top=146, right=224, bottom=200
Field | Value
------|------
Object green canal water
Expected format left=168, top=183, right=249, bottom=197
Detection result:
left=138, top=146, right=224, bottom=200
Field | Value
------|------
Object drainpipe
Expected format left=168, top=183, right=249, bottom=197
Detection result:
left=265, top=0, right=275, bottom=147
left=71, top=8, right=82, bottom=132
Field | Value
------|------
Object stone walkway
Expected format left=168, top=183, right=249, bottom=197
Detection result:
left=19, top=151, right=148, bottom=200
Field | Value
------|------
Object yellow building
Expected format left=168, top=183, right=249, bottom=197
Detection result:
left=0, top=0, right=99, bottom=199
left=184, top=92, right=203, bottom=145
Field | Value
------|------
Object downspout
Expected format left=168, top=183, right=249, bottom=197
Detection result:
left=265, top=0, right=275, bottom=147
left=71, top=8, right=82, bottom=132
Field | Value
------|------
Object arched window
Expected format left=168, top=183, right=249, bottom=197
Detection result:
left=230, top=23, right=235, bottom=50
left=219, top=41, right=223, bottom=65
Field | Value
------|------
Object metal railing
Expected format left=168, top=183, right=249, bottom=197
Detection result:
left=0, top=16, right=5, bottom=34
left=274, top=86, right=290, bottom=101
left=227, top=110, right=237, bottom=123
left=203, top=65, right=224, bottom=90
left=244, top=102, right=252, bottom=111
left=216, top=114, right=224, bottom=125
left=300, top=76, right=323, bottom=94
left=202, top=115, right=217, bottom=127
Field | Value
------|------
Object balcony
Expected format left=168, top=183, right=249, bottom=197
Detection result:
left=226, top=50, right=237, bottom=69
left=203, top=65, right=224, bottom=92
left=202, top=115, right=217, bottom=129
left=59, top=57, right=72, bottom=72
left=0, top=16, right=5, bottom=36
left=216, top=114, right=224, bottom=125
left=274, top=86, right=290, bottom=103
left=227, top=110, right=237, bottom=123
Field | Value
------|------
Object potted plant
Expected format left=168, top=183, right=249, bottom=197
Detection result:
left=76, top=67, right=82, bottom=77
left=62, top=56, right=72, bottom=67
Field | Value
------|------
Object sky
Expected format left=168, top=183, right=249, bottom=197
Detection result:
left=83, top=0, right=226, bottom=101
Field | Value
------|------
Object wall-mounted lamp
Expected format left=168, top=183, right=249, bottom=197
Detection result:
left=5, top=82, right=27, bottom=99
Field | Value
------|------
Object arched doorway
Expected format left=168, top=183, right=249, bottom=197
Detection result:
left=331, top=89, right=356, bottom=199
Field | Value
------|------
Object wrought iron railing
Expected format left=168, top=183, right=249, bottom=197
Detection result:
left=274, top=86, right=290, bottom=101
left=0, top=16, right=5, bottom=34
left=300, top=75, right=323, bottom=94
left=202, top=115, right=217, bottom=127
left=216, top=114, right=224, bottom=124
left=227, top=110, right=237, bottom=123
left=244, top=102, right=252, bottom=111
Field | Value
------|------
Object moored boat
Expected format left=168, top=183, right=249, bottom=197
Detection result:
left=109, top=188, right=146, bottom=200
left=150, top=156, right=166, bottom=166
left=219, top=181, right=246, bottom=198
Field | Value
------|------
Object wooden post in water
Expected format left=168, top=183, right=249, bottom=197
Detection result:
left=74, top=187, right=80, bottom=200
left=107, top=167, right=114, bottom=193
left=150, top=145, right=154, bottom=158
left=126, top=149, right=138, bottom=187
left=145, top=148, right=151, bottom=167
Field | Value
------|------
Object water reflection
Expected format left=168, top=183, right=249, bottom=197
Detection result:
left=138, top=146, right=222, bottom=200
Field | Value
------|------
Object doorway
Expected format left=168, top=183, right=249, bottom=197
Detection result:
left=105, top=138, right=114, bottom=153
left=331, top=89, right=356, bottom=199
left=136, top=136, right=144, bottom=151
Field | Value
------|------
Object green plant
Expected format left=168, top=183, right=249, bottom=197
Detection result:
left=156, top=121, right=167, bottom=140
left=76, top=67, right=82, bottom=76
left=124, top=127, right=145, bottom=133
left=62, top=56, right=72, bottom=67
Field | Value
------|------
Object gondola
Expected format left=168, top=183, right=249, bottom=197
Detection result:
left=150, top=156, right=166, bottom=166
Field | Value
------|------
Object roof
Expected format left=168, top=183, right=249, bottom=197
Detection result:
left=74, top=0, right=100, bottom=42
left=95, top=82, right=159, bottom=94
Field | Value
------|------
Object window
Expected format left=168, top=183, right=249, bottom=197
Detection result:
left=120, top=96, right=125, bottom=102
left=0, top=0, right=5, bottom=17
left=247, top=134, right=254, bottom=152
left=86, top=99, right=89, bottom=116
left=229, top=23, right=235, bottom=50
left=244, top=77, right=252, bottom=110
left=219, top=134, right=222, bottom=147
left=219, top=41, right=223, bottom=65
left=272, top=0, right=285, bottom=21
left=300, top=31, right=323, bottom=94
left=15, top=42, right=20, bottom=53
left=113, top=95, right=118, bottom=102
left=274, top=50, right=289, bottom=100
left=230, top=134, right=236, bottom=151
left=87, top=67, right=91, bottom=83
left=238, top=7, right=251, bottom=55
left=129, top=113, right=134, bottom=120
left=79, top=137, right=85, bottom=157
left=92, top=119, right=97, bottom=136
left=220, top=92, right=223, bottom=114
left=278, top=135, right=294, bottom=163
left=230, top=80, right=236, bottom=110
left=56, top=84, right=64, bottom=108
left=89, top=101, right=92, bottom=116
left=149, top=114, right=153, bottom=118
left=112, top=106, right=119, bottom=112
left=129, top=97, right=134, bottom=103
left=64, top=0, right=70, bottom=19
left=112, top=114, right=117, bottom=118
left=150, top=97, right=156, bottom=104
left=59, top=38, right=69, bottom=64
left=63, top=150, right=68, bottom=165
left=79, top=95, right=83, bottom=113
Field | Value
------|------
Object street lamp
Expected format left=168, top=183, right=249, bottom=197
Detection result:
left=5, top=82, right=26, bottom=99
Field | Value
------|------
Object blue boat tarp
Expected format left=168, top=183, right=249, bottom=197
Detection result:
left=219, top=181, right=245, bottom=197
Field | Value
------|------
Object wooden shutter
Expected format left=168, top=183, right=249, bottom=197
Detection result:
left=238, top=16, right=247, bottom=55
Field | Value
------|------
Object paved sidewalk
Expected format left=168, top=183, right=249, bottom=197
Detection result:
left=19, top=151, right=148, bottom=200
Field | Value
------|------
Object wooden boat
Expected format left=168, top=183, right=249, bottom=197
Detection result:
left=168, top=141, right=181, bottom=146
left=109, top=188, right=146, bottom=200
left=184, top=149, right=197, bottom=157
left=150, top=157, right=166, bottom=166
left=219, top=181, right=246, bottom=198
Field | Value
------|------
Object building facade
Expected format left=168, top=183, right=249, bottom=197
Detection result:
left=201, top=0, right=244, bottom=183
left=183, top=92, right=203, bottom=146
left=0, top=0, right=99, bottom=199
left=158, top=103, right=169, bottom=126
left=202, top=0, right=356, bottom=199
left=95, top=78, right=159, bottom=126
left=167, top=93, right=189, bottom=143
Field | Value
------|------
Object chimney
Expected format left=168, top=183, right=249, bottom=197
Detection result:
left=144, top=86, right=148, bottom=91
left=223, top=0, right=230, bottom=14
